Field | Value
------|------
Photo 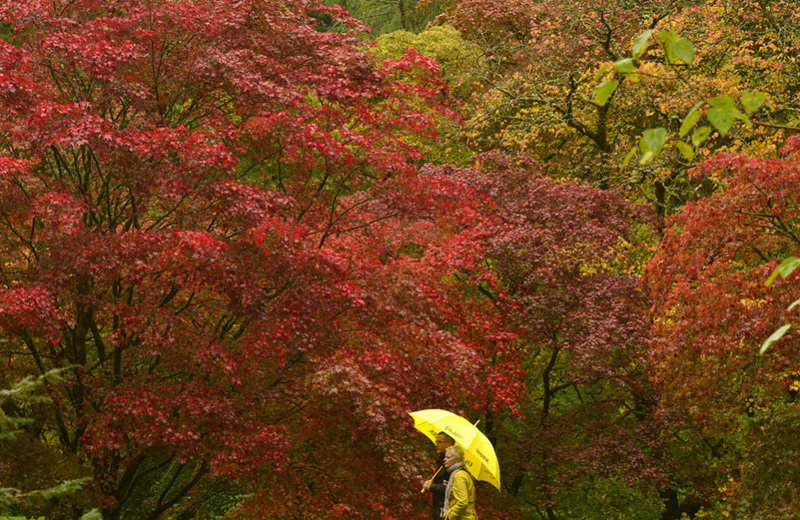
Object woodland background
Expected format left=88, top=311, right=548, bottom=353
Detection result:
left=0, top=0, right=799, bottom=519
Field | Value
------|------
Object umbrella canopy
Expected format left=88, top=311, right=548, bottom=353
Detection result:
left=409, top=408, right=501, bottom=491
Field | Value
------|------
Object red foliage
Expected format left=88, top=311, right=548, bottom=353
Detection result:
left=647, top=141, right=800, bottom=434
left=0, top=1, right=676, bottom=517
left=0, top=1, right=498, bottom=518
left=420, top=153, right=666, bottom=510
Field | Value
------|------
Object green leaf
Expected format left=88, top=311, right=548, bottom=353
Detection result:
left=692, top=126, right=712, bottom=146
left=735, top=110, right=753, bottom=129
left=765, top=256, right=800, bottom=286
left=613, top=58, right=637, bottom=74
left=706, top=106, right=736, bottom=136
left=675, top=141, right=695, bottom=161
left=593, top=64, right=610, bottom=82
left=657, top=30, right=677, bottom=46
left=760, top=324, right=791, bottom=354
left=709, top=95, right=735, bottom=108
left=741, top=91, right=766, bottom=114
left=639, top=127, right=667, bottom=164
left=593, top=80, right=619, bottom=106
left=632, top=30, right=653, bottom=58
left=679, top=102, right=703, bottom=137
left=621, top=146, right=637, bottom=168
left=670, top=37, right=695, bottom=64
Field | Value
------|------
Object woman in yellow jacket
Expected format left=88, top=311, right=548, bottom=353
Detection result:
left=442, top=445, right=478, bottom=520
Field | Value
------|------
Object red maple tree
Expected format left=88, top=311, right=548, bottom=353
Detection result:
left=645, top=137, right=800, bottom=517
left=0, top=1, right=507, bottom=518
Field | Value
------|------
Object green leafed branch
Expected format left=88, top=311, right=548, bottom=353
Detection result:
left=761, top=257, right=800, bottom=354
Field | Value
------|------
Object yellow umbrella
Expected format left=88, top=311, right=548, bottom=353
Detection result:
left=409, top=408, right=501, bottom=491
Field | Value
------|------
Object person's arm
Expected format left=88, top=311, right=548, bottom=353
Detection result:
left=429, top=481, right=447, bottom=492
left=424, top=466, right=447, bottom=492
left=444, top=472, right=469, bottom=519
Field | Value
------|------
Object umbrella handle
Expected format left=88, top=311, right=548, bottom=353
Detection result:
left=420, top=466, right=443, bottom=494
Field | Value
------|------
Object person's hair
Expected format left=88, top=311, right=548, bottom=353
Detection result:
left=437, top=432, right=455, bottom=445
left=445, top=445, right=464, bottom=462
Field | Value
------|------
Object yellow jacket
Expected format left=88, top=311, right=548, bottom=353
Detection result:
left=444, top=469, right=478, bottom=520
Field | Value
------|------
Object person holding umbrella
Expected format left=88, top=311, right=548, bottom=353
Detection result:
left=422, top=432, right=455, bottom=520
left=409, top=409, right=500, bottom=519
left=409, top=409, right=500, bottom=491
left=442, top=445, right=478, bottom=520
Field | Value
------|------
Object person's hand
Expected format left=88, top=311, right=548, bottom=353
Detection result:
left=443, top=480, right=448, bottom=486
left=422, top=480, right=432, bottom=491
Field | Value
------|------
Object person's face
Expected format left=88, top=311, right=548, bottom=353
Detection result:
left=443, top=450, right=457, bottom=468
left=435, top=434, right=453, bottom=454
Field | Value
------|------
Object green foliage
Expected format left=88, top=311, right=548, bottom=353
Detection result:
left=765, top=256, right=800, bottom=287
left=0, top=512, right=100, bottom=520
left=657, top=30, right=695, bottom=65
left=325, top=0, right=442, bottom=35
left=0, top=22, right=12, bottom=43
left=0, top=369, right=91, bottom=516
left=376, top=24, right=483, bottom=96
left=675, top=141, right=695, bottom=161
left=691, top=125, right=713, bottom=147
left=376, top=25, right=484, bottom=163
left=761, top=256, right=800, bottom=353
left=593, top=80, right=619, bottom=106
left=632, top=29, right=653, bottom=58
left=0, top=515, right=99, bottom=520
left=595, top=28, right=767, bottom=167
left=760, top=324, right=792, bottom=354
left=671, top=38, right=695, bottom=65
left=737, top=404, right=800, bottom=518
left=613, top=58, right=637, bottom=75
left=553, top=478, right=665, bottom=520
left=639, top=127, right=667, bottom=165
left=679, top=102, right=703, bottom=138
left=741, top=92, right=767, bottom=115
